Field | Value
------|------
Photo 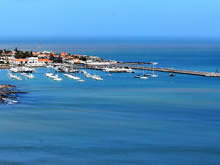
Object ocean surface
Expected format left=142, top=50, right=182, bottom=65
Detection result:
left=0, top=38, right=220, bottom=165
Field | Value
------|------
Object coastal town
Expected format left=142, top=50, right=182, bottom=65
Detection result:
left=0, top=48, right=118, bottom=68
left=0, top=48, right=220, bottom=104
left=0, top=48, right=220, bottom=77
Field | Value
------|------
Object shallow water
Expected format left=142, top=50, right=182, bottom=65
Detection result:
left=0, top=39, right=220, bottom=165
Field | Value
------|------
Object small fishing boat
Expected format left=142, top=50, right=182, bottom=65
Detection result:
left=134, top=75, right=141, bottom=78
left=77, top=79, right=85, bottom=82
left=54, top=77, right=63, bottom=81
left=81, top=70, right=87, bottom=74
left=26, top=74, right=34, bottom=79
left=45, top=73, right=53, bottom=77
left=144, top=73, right=152, bottom=77
left=8, top=73, right=22, bottom=80
left=94, top=76, right=103, bottom=81
left=21, top=72, right=34, bottom=79
left=140, top=76, right=148, bottom=79
left=151, top=74, right=158, bottom=78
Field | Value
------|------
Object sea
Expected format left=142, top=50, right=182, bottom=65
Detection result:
left=0, top=38, right=220, bottom=165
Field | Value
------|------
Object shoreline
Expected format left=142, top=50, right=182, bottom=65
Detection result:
left=0, top=48, right=219, bottom=78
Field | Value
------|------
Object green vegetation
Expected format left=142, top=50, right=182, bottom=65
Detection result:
left=14, top=50, right=33, bottom=59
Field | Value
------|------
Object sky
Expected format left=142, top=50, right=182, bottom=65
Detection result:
left=0, top=0, right=220, bottom=38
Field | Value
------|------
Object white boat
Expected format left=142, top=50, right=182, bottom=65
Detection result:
left=54, top=77, right=63, bottom=81
left=103, top=67, right=135, bottom=73
left=144, top=73, right=152, bottom=77
left=21, top=73, right=34, bottom=79
left=81, top=70, right=87, bottom=74
left=92, top=75, right=103, bottom=80
left=26, top=74, right=34, bottom=79
left=151, top=74, right=158, bottom=78
left=95, top=77, right=103, bottom=80
left=85, top=73, right=93, bottom=78
left=77, top=79, right=85, bottom=82
left=45, top=73, right=53, bottom=77
left=10, top=67, right=35, bottom=73
left=8, top=73, right=22, bottom=80
left=140, top=76, right=148, bottom=79
left=83, top=72, right=103, bottom=80
left=70, top=75, right=80, bottom=80
left=63, top=73, right=80, bottom=80
left=50, top=74, right=59, bottom=79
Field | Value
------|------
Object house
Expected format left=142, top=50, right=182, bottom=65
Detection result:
left=28, top=57, right=38, bottom=64
left=38, top=59, right=52, bottom=65
left=32, top=52, right=41, bottom=56
left=60, top=52, right=67, bottom=57
left=13, top=59, right=28, bottom=65
left=7, top=51, right=15, bottom=56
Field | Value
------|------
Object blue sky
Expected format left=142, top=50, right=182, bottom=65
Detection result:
left=0, top=0, right=220, bottom=38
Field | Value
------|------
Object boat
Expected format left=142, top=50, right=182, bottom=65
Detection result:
left=144, top=73, right=152, bottom=77
left=169, top=73, right=175, bottom=77
left=81, top=70, right=87, bottom=74
left=45, top=73, right=53, bottom=77
left=151, top=74, right=158, bottom=78
left=50, top=74, right=59, bottom=79
left=93, top=76, right=103, bottom=81
left=77, top=79, right=85, bottom=82
left=56, top=66, right=78, bottom=73
left=10, top=67, right=35, bottom=73
left=140, top=76, right=148, bottom=79
left=64, top=74, right=80, bottom=80
left=46, top=73, right=58, bottom=79
left=26, top=74, right=34, bottom=79
left=70, top=75, right=80, bottom=80
left=134, top=75, right=141, bottom=78
left=103, top=67, right=135, bottom=73
left=21, top=72, right=34, bottom=79
left=8, top=73, right=22, bottom=80
left=54, top=77, right=63, bottom=81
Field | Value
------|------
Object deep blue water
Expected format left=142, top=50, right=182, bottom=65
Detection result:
left=0, top=39, right=220, bottom=165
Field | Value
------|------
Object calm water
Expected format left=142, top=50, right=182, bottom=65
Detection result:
left=0, top=39, right=220, bottom=165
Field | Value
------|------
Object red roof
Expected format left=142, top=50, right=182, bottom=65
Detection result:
left=66, top=56, right=73, bottom=59
left=32, top=52, right=41, bottom=55
left=38, top=59, right=52, bottom=62
left=60, top=52, right=67, bottom=56
left=14, top=59, right=28, bottom=62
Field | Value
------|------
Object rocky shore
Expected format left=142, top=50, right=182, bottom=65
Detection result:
left=0, top=84, right=26, bottom=104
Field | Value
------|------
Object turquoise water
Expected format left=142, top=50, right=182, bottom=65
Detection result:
left=0, top=39, right=220, bottom=164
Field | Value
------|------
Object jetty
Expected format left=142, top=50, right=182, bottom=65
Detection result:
left=128, top=66, right=220, bottom=77
left=82, top=62, right=220, bottom=77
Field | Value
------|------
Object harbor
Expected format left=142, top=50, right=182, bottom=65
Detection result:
left=0, top=48, right=219, bottom=86
left=81, top=62, right=220, bottom=77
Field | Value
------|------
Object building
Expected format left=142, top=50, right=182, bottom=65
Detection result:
left=13, top=59, right=28, bottom=65
left=38, top=59, right=52, bottom=65
left=28, top=57, right=38, bottom=64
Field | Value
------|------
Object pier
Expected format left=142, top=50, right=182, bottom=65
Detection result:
left=128, top=66, right=220, bottom=77
left=82, top=63, right=220, bottom=77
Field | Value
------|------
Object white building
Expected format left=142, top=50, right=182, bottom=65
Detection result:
left=28, top=57, right=38, bottom=64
